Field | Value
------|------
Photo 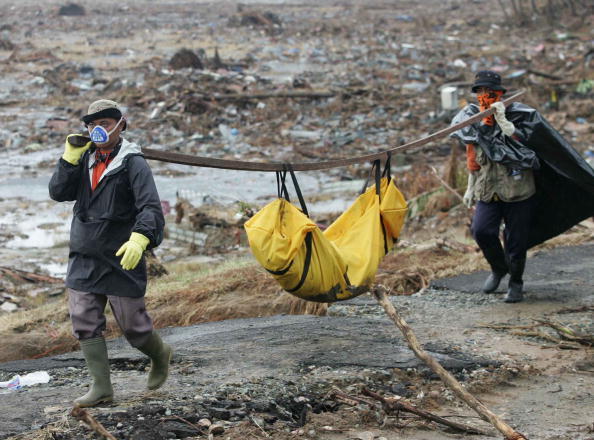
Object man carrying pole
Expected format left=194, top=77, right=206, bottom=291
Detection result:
left=49, top=99, right=170, bottom=407
left=452, top=70, right=594, bottom=303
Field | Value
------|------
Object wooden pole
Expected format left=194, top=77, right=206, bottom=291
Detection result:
left=371, top=286, right=528, bottom=440
left=141, top=91, right=526, bottom=172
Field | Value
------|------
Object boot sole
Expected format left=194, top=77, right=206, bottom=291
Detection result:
left=147, top=345, right=173, bottom=391
left=74, top=395, right=114, bottom=408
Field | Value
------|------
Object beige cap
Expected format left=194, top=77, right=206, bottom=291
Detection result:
left=82, top=99, right=125, bottom=127
left=87, top=99, right=121, bottom=115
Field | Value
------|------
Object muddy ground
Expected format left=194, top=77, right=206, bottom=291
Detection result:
left=1, top=243, right=593, bottom=440
left=0, top=0, right=593, bottom=439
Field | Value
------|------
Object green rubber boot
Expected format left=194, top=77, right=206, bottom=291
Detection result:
left=74, top=337, right=113, bottom=407
left=137, top=332, right=172, bottom=390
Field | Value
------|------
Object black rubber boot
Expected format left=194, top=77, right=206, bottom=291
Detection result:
left=481, top=245, right=508, bottom=293
left=504, top=258, right=526, bottom=303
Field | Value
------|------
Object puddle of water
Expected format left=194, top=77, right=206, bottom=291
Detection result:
left=0, top=176, right=55, bottom=202
left=308, top=198, right=354, bottom=216
left=1, top=203, right=71, bottom=249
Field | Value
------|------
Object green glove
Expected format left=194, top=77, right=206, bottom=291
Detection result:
left=115, top=232, right=150, bottom=270
left=63, top=134, right=92, bottom=165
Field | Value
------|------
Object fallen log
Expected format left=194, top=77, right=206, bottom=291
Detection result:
left=0, top=266, right=63, bottom=284
left=372, top=285, right=528, bottom=440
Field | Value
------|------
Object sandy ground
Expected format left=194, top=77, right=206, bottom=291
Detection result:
left=1, top=243, right=592, bottom=439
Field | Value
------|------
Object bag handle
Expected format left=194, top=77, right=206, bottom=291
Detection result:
left=287, top=164, right=309, bottom=217
left=276, top=165, right=309, bottom=217
left=382, top=151, right=392, bottom=181
left=360, top=159, right=382, bottom=199
left=276, top=170, right=291, bottom=201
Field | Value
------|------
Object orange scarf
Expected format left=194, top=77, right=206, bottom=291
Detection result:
left=91, top=149, right=115, bottom=191
left=477, top=90, right=504, bottom=126
left=465, top=90, right=504, bottom=171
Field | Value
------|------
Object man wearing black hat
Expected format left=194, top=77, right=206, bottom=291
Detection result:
left=49, top=99, right=170, bottom=407
left=452, top=71, right=594, bottom=303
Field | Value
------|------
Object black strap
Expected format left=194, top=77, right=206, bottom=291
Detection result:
left=287, top=164, right=309, bottom=217
left=374, top=159, right=381, bottom=198
left=276, top=170, right=291, bottom=202
left=382, top=152, right=392, bottom=181
left=360, top=159, right=382, bottom=200
left=266, top=260, right=293, bottom=276
left=286, top=232, right=313, bottom=293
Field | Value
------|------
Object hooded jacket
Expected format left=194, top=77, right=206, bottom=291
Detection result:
left=49, top=139, right=165, bottom=297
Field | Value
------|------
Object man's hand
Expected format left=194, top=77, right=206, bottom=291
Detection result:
left=115, top=232, right=150, bottom=270
left=62, top=134, right=92, bottom=165
left=463, top=173, right=477, bottom=209
left=490, top=102, right=515, bottom=136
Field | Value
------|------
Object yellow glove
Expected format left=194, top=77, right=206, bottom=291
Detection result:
left=115, top=232, right=150, bottom=270
left=62, top=134, right=92, bottom=165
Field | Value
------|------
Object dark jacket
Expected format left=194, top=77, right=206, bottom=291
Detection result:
left=49, top=139, right=165, bottom=297
left=452, top=102, right=594, bottom=248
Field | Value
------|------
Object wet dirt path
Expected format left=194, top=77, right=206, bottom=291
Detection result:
left=1, top=244, right=593, bottom=439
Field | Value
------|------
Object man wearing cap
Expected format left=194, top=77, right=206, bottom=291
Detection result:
left=452, top=71, right=594, bottom=303
left=49, top=99, right=170, bottom=407
left=461, top=70, right=536, bottom=303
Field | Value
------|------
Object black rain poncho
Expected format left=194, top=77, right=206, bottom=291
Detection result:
left=451, top=102, right=594, bottom=249
left=49, top=139, right=165, bottom=297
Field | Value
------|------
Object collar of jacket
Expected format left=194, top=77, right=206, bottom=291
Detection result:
left=87, top=138, right=143, bottom=187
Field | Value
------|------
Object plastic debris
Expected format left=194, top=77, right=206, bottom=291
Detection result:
left=0, top=371, right=51, bottom=390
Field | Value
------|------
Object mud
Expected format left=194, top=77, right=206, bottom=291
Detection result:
left=0, top=0, right=592, bottom=438
left=1, top=244, right=593, bottom=439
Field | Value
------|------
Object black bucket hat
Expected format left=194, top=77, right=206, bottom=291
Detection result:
left=471, top=70, right=507, bottom=93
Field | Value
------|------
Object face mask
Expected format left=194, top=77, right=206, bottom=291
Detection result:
left=88, top=117, right=124, bottom=144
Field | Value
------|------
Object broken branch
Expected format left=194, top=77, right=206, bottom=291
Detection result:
left=71, top=406, right=118, bottom=440
left=429, top=166, right=465, bottom=204
left=361, top=387, right=488, bottom=435
left=372, top=285, right=528, bottom=440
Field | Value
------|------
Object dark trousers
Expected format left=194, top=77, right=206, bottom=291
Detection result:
left=471, top=197, right=534, bottom=261
left=68, top=288, right=154, bottom=347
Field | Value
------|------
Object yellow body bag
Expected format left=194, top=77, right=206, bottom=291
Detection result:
left=244, top=162, right=407, bottom=302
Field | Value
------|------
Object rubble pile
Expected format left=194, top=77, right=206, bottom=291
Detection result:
left=0, top=266, right=64, bottom=313
left=0, top=1, right=591, bottom=173
left=0, top=0, right=591, bottom=309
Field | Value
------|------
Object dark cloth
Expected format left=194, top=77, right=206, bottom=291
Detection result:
left=68, top=288, right=153, bottom=347
left=49, top=140, right=164, bottom=297
left=472, top=197, right=535, bottom=260
left=452, top=102, right=594, bottom=248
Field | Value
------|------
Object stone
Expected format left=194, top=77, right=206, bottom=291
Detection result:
left=1, top=302, right=18, bottom=312
left=354, top=432, right=375, bottom=440
left=209, top=423, right=225, bottom=435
